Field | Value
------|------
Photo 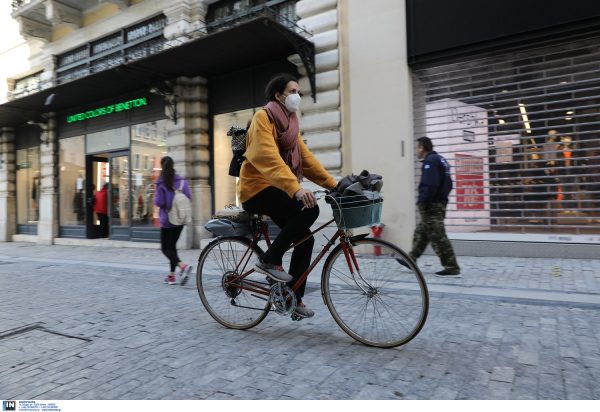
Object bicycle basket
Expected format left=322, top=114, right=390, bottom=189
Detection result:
left=330, top=192, right=383, bottom=230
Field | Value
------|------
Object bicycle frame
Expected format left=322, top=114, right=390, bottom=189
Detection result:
left=223, top=217, right=363, bottom=298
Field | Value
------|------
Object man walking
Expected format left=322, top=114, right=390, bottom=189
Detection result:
left=409, top=136, right=460, bottom=278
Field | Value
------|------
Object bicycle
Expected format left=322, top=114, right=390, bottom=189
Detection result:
left=196, top=190, right=429, bottom=348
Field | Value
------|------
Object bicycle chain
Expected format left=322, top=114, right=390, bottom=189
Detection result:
left=230, top=299, right=273, bottom=312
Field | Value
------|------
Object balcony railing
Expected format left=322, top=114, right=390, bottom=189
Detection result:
left=7, top=5, right=314, bottom=99
left=7, top=71, right=43, bottom=99
left=12, top=0, right=35, bottom=11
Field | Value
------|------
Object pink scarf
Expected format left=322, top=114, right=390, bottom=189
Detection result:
left=264, top=100, right=303, bottom=182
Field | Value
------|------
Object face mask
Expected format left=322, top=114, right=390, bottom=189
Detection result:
left=282, top=93, right=301, bottom=112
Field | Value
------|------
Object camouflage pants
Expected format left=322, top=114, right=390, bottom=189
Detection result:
left=410, top=203, right=460, bottom=274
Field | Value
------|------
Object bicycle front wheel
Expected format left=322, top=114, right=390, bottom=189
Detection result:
left=197, top=236, right=270, bottom=329
left=322, top=238, right=429, bottom=348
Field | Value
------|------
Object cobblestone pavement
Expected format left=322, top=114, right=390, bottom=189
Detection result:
left=1, top=242, right=599, bottom=400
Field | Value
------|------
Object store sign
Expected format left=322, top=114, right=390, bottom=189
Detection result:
left=455, top=154, right=485, bottom=210
left=20, top=161, right=32, bottom=169
left=67, top=98, right=148, bottom=123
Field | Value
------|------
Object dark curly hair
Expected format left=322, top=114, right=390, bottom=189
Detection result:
left=265, top=73, right=298, bottom=103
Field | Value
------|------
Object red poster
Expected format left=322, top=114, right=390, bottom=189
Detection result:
left=455, top=154, right=484, bottom=210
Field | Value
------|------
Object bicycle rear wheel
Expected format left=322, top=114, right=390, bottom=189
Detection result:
left=322, top=238, right=429, bottom=348
left=197, top=236, right=270, bottom=329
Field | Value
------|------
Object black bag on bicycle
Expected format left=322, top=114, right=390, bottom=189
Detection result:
left=227, top=126, right=248, bottom=178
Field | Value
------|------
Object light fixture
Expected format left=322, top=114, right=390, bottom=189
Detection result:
left=502, top=90, right=508, bottom=93
left=560, top=81, right=568, bottom=84
left=565, top=117, right=572, bottom=120
left=566, top=111, right=574, bottom=115
left=499, top=119, right=505, bottom=124
left=519, top=103, right=532, bottom=133
left=489, top=104, right=494, bottom=107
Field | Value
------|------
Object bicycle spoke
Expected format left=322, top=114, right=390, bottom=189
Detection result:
left=324, top=239, right=428, bottom=347
left=198, top=238, right=269, bottom=329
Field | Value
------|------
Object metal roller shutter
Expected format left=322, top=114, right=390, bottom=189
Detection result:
left=412, top=36, right=600, bottom=242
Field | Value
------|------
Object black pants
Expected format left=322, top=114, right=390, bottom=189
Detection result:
left=98, top=213, right=109, bottom=238
left=243, top=186, right=319, bottom=302
left=161, top=226, right=184, bottom=272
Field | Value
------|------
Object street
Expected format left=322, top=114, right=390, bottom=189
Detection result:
left=1, top=242, right=599, bottom=400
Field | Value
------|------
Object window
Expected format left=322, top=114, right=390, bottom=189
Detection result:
left=131, top=119, right=169, bottom=227
left=413, top=35, right=600, bottom=239
left=59, top=136, right=86, bottom=226
left=16, top=147, right=41, bottom=226
left=213, top=108, right=259, bottom=209
left=86, top=126, right=130, bottom=153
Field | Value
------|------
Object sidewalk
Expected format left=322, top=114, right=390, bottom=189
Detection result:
left=1, top=242, right=599, bottom=400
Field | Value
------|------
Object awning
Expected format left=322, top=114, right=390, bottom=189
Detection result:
left=0, top=14, right=315, bottom=128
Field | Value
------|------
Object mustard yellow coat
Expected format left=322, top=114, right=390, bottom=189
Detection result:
left=237, top=109, right=337, bottom=204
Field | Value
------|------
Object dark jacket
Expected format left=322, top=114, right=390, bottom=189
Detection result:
left=418, top=151, right=452, bottom=206
left=153, top=174, right=192, bottom=228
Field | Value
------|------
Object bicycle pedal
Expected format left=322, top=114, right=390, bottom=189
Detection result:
left=291, top=313, right=304, bottom=322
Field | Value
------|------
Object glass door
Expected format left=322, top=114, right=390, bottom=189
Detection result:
left=109, top=151, right=131, bottom=241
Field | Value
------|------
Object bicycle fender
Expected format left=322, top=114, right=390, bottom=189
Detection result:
left=198, top=236, right=265, bottom=262
left=319, top=234, right=370, bottom=306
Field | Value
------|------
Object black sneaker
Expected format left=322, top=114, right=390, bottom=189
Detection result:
left=254, top=258, right=293, bottom=282
left=435, top=270, right=461, bottom=278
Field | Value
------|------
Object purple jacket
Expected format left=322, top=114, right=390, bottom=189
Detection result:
left=154, top=174, right=192, bottom=228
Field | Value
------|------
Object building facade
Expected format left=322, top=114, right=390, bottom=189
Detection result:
left=0, top=0, right=598, bottom=258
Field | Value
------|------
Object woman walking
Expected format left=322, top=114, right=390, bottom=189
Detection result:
left=154, top=156, right=193, bottom=285
left=238, top=73, right=338, bottom=318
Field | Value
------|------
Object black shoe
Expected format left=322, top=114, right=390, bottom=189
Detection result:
left=396, top=258, right=410, bottom=269
left=435, top=270, right=461, bottom=278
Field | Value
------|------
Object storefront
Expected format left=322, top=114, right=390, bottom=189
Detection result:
left=0, top=1, right=322, bottom=247
left=408, top=0, right=600, bottom=249
left=57, top=92, right=167, bottom=242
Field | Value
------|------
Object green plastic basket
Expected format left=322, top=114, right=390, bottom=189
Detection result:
left=330, top=193, right=383, bottom=230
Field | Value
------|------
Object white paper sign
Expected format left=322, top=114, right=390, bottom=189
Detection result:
left=76, top=178, right=83, bottom=190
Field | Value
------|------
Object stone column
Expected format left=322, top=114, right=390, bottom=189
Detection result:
left=37, top=113, right=58, bottom=245
left=0, top=128, right=16, bottom=242
left=164, top=0, right=207, bottom=40
left=165, top=77, right=211, bottom=249
left=295, top=0, right=342, bottom=233
left=39, top=54, right=57, bottom=90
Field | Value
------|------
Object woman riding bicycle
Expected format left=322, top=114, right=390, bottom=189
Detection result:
left=238, top=73, right=338, bottom=319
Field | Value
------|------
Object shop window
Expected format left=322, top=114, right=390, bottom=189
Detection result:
left=412, top=36, right=600, bottom=237
left=213, top=108, right=261, bottom=210
left=16, top=147, right=41, bottom=225
left=59, top=136, right=86, bottom=226
left=86, top=126, right=130, bottom=154
left=131, top=119, right=169, bottom=227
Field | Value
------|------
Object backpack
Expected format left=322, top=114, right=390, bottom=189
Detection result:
left=227, top=126, right=248, bottom=177
left=167, top=179, right=192, bottom=226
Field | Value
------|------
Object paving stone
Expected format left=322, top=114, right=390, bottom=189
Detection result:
left=2, top=243, right=600, bottom=400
